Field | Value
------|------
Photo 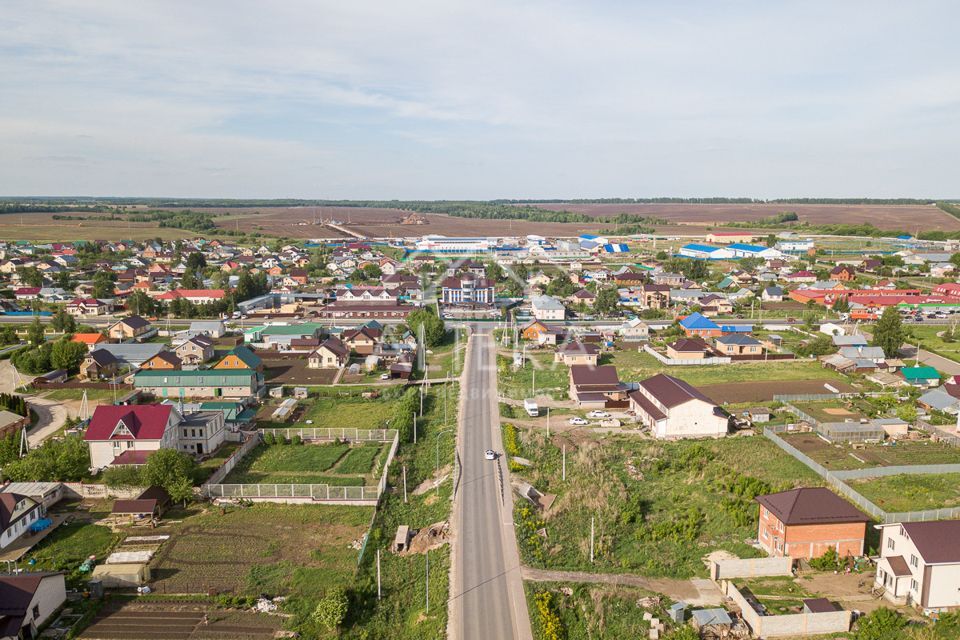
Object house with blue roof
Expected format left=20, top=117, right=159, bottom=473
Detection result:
left=679, top=312, right=721, bottom=337
left=678, top=244, right=734, bottom=260
left=601, top=243, right=630, bottom=253
left=727, top=243, right=785, bottom=259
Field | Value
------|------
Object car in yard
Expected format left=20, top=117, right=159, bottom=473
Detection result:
left=484, top=449, right=497, bottom=460
left=587, top=410, right=610, bottom=419
left=568, top=417, right=588, bottom=426
left=379, top=373, right=391, bottom=380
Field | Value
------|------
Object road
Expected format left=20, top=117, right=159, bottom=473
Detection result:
left=0, top=360, right=72, bottom=447
left=449, top=328, right=532, bottom=640
left=860, top=330, right=960, bottom=376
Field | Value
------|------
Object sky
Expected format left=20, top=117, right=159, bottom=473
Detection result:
left=1, top=1, right=959, bottom=200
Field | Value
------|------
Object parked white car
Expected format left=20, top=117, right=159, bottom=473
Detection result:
left=568, top=417, right=588, bottom=426
left=587, top=410, right=610, bottom=419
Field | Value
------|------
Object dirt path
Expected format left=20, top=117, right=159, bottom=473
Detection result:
left=520, top=566, right=723, bottom=606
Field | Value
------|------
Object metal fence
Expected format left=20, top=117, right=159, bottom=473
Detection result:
left=764, top=427, right=960, bottom=524
left=206, top=484, right=378, bottom=501
left=259, top=427, right=398, bottom=442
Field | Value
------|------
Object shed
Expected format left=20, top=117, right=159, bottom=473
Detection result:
left=293, top=387, right=309, bottom=399
left=746, top=407, right=771, bottom=423
left=393, top=525, right=411, bottom=552
left=91, top=563, right=151, bottom=588
left=803, top=598, right=839, bottom=614
left=691, top=608, right=732, bottom=630
left=817, top=421, right=885, bottom=444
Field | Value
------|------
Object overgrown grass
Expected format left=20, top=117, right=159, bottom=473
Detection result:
left=512, top=430, right=820, bottom=579
left=851, top=473, right=960, bottom=512
left=26, top=522, right=119, bottom=586
left=498, top=352, right=570, bottom=400
left=526, top=582, right=669, bottom=640
left=222, top=442, right=382, bottom=485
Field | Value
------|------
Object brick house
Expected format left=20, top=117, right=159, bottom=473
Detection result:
left=342, top=327, right=379, bottom=355
left=714, top=334, right=764, bottom=356
left=755, top=487, right=869, bottom=560
left=830, top=266, right=857, bottom=282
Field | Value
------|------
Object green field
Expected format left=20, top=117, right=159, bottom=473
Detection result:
left=300, top=395, right=396, bottom=430
left=607, top=348, right=847, bottom=387
left=421, top=328, right=466, bottom=380
left=906, top=325, right=960, bottom=364
left=511, top=430, right=821, bottom=579
left=26, top=522, right=119, bottom=586
left=223, top=441, right=386, bottom=486
left=526, top=582, right=665, bottom=640
left=41, top=388, right=122, bottom=402
left=852, top=473, right=960, bottom=512
left=498, top=351, right=570, bottom=400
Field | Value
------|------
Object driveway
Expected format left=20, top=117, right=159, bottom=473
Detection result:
left=0, top=359, right=74, bottom=447
left=520, top=566, right=723, bottom=607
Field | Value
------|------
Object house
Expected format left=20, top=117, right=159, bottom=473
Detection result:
left=520, top=320, right=550, bottom=342
left=666, top=338, right=710, bottom=360
left=71, top=332, right=108, bottom=351
left=189, top=320, right=226, bottom=338
left=901, top=366, right=940, bottom=388
left=714, top=334, right=763, bottom=356
left=155, top=289, right=226, bottom=304
left=66, top=297, right=110, bottom=316
left=784, top=270, right=817, bottom=284
left=531, top=295, right=566, bottom=321
left=679, top=312, right=722, bottom=338
left=618, top=319, right=649, bottom=341
left=634, top=284, right=671, bottom=309
left=133, top=369, right=261, bottom=400
left=140, top=351, right=182, bottom=371
left=839, top=346, right=886, bottom=364
left=699, top=293, right=732, bottom=316
left=308, top=337, right=350, bottom=369
left=176, top=411, right=226, bottom=456
left=875, top=520, right=960, bottom=612
left=567, top=289, right=597, bottom=307
left=762, top=286, right=784, bottom=302
left=0, top=493, right=45, bottom=550
left=0, top=410, right=29, bottom=440
left=440, top=274, right=495, bottom=306
left=568, top=365, right=628, bottom=408
left=79, top=349, right=119, bottom=381
left=756, top=487, right=869, bottom=560
left=213, top=345, right=263, bottom=373
left=342, top=327, right=379, bottom=355
left=107, top=315, right=155, bottom=341
left=174, top=335, right=215, bottom=365
left=629, top=373, right=729, bottom=439
left=0, top=572, right=67, bottom=640
left=678, top=243, right=734, bottom=261
left=830, top=266, right=857, bottom=282
left=84, top=404, right=181, bottom=470
left=554, top=342, right=600, bottom=367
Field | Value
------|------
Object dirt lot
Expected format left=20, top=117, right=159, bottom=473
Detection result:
left=526, top=202, right=960, bottom=231
left=698, top=379, right=857, bottom=404
left=78, top=601, right=283, bottom=640
left=262, top=357, right=337, bottom=385
left=782, top=431, right=960, bottom=469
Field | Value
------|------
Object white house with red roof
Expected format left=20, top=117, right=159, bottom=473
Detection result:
left=83, top=405, right=181, bottom=470
left=155, top=289, right=226, bottom=304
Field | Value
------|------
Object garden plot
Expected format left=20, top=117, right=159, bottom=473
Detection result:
left=150, top=504, right=371, bottom=604
left=782, top=432, right=960, bottom=470
left=850, top=473, right=960, bottom=512
left=222, top=441, right=389, bottom=487
left=78, top=600, right=283, bottom=640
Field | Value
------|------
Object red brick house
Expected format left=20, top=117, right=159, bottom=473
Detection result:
left=756, top=487, right=869, bottom=560
left=830, top=266, right=857, bottom=282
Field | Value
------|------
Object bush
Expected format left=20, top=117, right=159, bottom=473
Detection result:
left=263, top=432, right=276, bottom=445
left=855, top=607, right=907, bottom=640
left=809, top=547, right=846, bottom=571
left=291, top=434, right=303, bottom=446
left=533, top=591, right=564, bottom=640
left=503, top=423, right=521, bottom=457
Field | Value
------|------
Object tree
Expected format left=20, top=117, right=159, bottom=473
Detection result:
left=594, top=287, right=620, bottom=317
left=16, top=266, right=43, bottom=287
left=185, top=252, right=207, bottom=271
left=92, top=271, right=116, bottom=299
left=50, top=339, right=87, bottom=372
left=312, top=587, right=348, bottom=632
left=362, top=263, right=382, bottom=279
left=0, top=325, right=19, bottom=346
left=1, top=435, right=90, bottom=482
left=896, top=403, right=918, bottom=423
left=407, top=308, right=446, bottom=347
left=168, top=475, right=195, bottom=506
left=141, top=448, right=197, bottom=494
left=855, top=607, right=906, bottom=640
left=127, top=290, right=158, bottom=317
left=51, top=308, right=77, bottom=333
left=950, top=252, right=960, bottom=268
left=27, top=318, right=45, bottom=347
left=832, top=296, right=850, bottom=313
left=872, top=306, right=906, bottom=358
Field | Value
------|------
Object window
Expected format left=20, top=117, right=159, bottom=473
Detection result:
left=910, top=555, right=919, bottom=568
left=887, top=538, right=895, bottom=551
left=911, top=579, right=918, bottom=592
left=32, top=604, right=40, bottom=620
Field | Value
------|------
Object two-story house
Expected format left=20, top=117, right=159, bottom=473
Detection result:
left=875, top=519, right=960, bottom=613
left=628, top=373, right=729, bottom=439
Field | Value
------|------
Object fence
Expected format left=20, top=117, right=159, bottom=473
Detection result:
left=722, top=581, right=851, bottom=637
left=832, top=463, right=960, bottom=481
left=764, top=427, right=960, bottom=524
left=642, top=344, right=730, bottom=366
left=205, top=484, right=379, bottom=502
left=710, top=556, right=793, bottom=580
left=203, top=433, right=260, bottom=486
left=259, top=427, right=398, bottom=442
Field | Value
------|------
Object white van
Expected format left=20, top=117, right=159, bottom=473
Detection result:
left=523, top=399, right=539, bottom=417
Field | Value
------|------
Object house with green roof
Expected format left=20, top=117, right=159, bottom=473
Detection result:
left=134, top=369, right=261, bottom=399
left=900, top=365, right=940, bottom=388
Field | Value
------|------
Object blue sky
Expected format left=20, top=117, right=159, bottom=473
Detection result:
left=1, top=1, right=958, bottom=199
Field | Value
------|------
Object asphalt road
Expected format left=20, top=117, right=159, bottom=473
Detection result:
left=449, top=328, right=532, bottom=640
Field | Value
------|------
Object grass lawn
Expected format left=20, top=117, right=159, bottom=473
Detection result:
left=498, top=351, right=570, bottom=400
left=422, top=329, right=466, bottom=380
left=851, top=473, right=960, bottom=513
left=151, top=503, right=371, bottom=636
left=223, top=441, right=386, bottom=486
left=193, top=441, right=241, bottom=483
left=26, top=522, right=119, bottom=586
left=41, top=388, right=121, bottom=402
left=606, top=348, right=847, bottom=387
left=735, top=576, right=814, bottom=615
left=791, top=400, right=869, bottom=423
left=511, top=429, right=821, bottom=579
left=300, top=395, right=396, bottom=430
left=906, top=325, right=960, bottom=363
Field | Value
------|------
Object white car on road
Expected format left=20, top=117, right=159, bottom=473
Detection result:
left=568, top=417, right=588, bottom=426
left=587, top=410, right=610, bottom=419
left=484, top=449, right=497, bottom=460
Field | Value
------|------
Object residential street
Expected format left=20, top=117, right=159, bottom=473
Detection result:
left=0, top=359, right=72, bottom=447
left=449, top=328, right=532, bottom=640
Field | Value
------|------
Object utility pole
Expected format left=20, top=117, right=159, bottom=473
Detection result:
left=403, top=465, right=408, bottom=503
left=562, top=444, right=566, bottom=481
left=377, top=549, right=382, bottom=600
left=419, top=384, right=424, bottom=417
left=590, top=517, right=595, bottom=563
left=425, top=550, right=430, bottom=614
left=546, top=407, right=550, bottom=438
left=413, top=413, right=417, bottom=444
